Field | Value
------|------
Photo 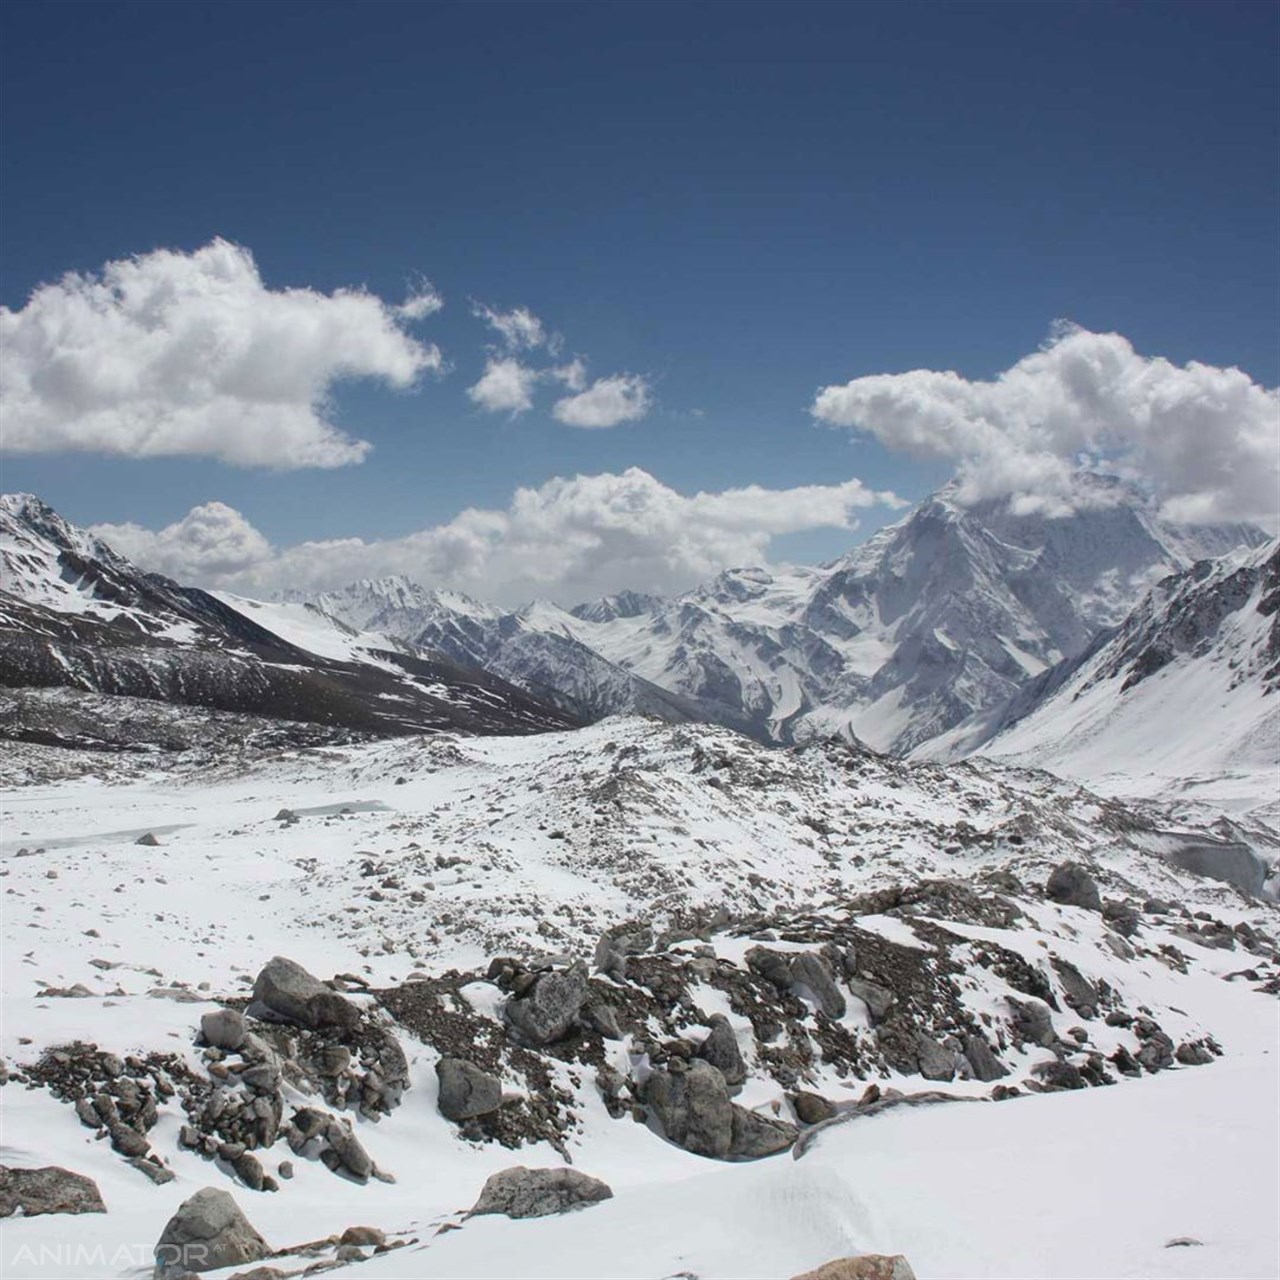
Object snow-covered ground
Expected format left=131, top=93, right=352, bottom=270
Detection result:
left=3, top=716, right=1278, bottom=1279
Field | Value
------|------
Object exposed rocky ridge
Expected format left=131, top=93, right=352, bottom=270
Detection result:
left=927, top=537, right=1280, bottom=784
left=0, top=494, right=576, bottom=746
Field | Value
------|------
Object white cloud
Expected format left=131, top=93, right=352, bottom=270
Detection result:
left=92, top=467, right=904, bottom=607
left=553, top=373, right=651, bottom=429
left=549, top=357, right=587, bottom=392
left=0, top=239, right=440, bottom=469
left=466, top=356, right=540, bottom=415
left=812, top=324, right=1280, bottom=527
left=94, top=501, right=272, bottom=579
left=395, top=280, right=444, bottom=321
left=471, top=302, right=546, bottom=350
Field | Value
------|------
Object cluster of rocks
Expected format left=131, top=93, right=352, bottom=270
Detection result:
left=173, top=958, right=407, bottom=1189
left=16, top=1041, right=186, bottom=1185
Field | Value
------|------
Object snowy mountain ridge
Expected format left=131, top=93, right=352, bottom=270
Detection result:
left=307, top=483, right=1269, bottom=755
left=0, top=495, right=576, bottom=746
left=922, top=536, right=1280, bottom=807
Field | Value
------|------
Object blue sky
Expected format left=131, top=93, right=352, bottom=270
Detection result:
left=1, top=1, right=1277, bottom=604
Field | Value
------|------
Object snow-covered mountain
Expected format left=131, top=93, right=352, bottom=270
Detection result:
left=305, top=577, right=725, bottom=729
left=0, top=494, right=575, bottom=747
left=924, top=537, right=1280, bottom=799
left=311, top=483, right=1267, bottom=755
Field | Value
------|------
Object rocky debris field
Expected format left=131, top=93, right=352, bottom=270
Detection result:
left=1, top=716, right=1278, bottom=1278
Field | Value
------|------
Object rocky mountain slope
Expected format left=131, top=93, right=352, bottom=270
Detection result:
left=925, top=538, right=1280, bottom=801
left=0, top=494, right=575, bottom=748
left=305, top=577, right=714, bottom=728
left=309, top=483, right=1266, bottom=755
left=2, top=715, right=1277, bottom=1278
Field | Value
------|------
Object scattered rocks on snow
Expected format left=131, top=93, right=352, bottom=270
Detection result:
left=0, top=1165, right=106, bottom=1217
left=469, top=1165, right=613, bottom=1219
left=153, top=1187, right=269, bottom=1277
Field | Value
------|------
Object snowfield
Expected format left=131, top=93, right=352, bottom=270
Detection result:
left=2, top=716, right=1278, bottom=1280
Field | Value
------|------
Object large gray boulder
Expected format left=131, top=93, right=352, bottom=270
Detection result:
left=730, top=1105, right=798, bottom=1159
left=436, top=1057, right=502, bottom=1121
left=1045, top=862, right=1102, bottom=912
left=505, top=961, right=589, bottom=1045
left=915, top=1033, right=955, bottom=1082
left=469, top=1166, right=613, bottom=1219
left=153, top=1187, right=268, bottom=1277
left=644, top=1060, right=797, bottom=1160
left=790, top=953, right=847, bottom=1019
left=847, top=978, right=895, bottom=1024
left=200, top=1008, right=245, bottom=1051
left=696, top=1014, right=746, bottom=1088
left=248, top=957, right=359, bottom=1032
left=0, top=1165, right=105, bottom=1217
left=963, top=1033, right=1008, bottom=1082
left=644, top=1059, right=734, bottom=1158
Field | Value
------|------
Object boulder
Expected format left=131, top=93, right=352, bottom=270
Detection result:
left=154, top=1187, right=269, bottom=1277
left=324, top=1119, right=373, bottom=1181
left=793, top=1091, right=836, bottom=1125
left=1053, top=960, right=1099, bottom=1018
left=339, top=1226, right=386, bottom=1246
left=0, top=1165, right=105, bottom=1217
left=790, top=953, right=847, bottom=1019
left=643, top=1059, right=734, bottom=1158
left=730, top=1106, right=798, bottom=1159
left=1006, top=996, right=1056, bottom=1047
left=593, top=925, right=652, bottom=980
left=1045, top=862, right=1102, bottom=911
left=201, top=1008, right=246, bottom=1052
left=962, top=1034, right=1008, bottom=1082
left=915, top=1033, right=955, bottom=1082
left=847, top=977, right=895, bottom=1024
left=505, top=961, right=589, bottom=1045
left=248, top=957, right=359, bottom=1032
left=790, top=1256, right=917, bottom=1280
left=436, top=1057, right=502, bottom=1121
left=696, top=1014, right=746, bottom=1088
left=469, top=1166, right=613, bottom=1219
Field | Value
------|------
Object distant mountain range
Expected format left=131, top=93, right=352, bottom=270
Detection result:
left=1, top=486, right=1270, bottom=766
left=0, top=494, right=575, bottom=748
left=922, top=533, right=1280, bottom=788
left=303, top=479, right=1268, bottom=755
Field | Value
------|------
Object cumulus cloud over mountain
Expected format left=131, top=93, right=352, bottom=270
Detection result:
left=812, top=324, right=1280, bottom=528
left=92, top=467, right=903, bottom=606
left=0, top=239, right=441, bottom=468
